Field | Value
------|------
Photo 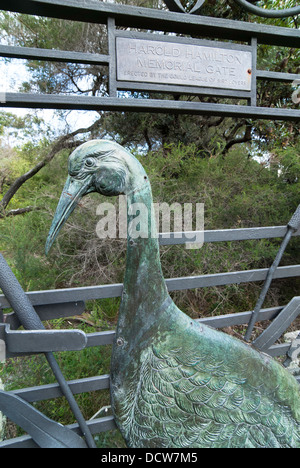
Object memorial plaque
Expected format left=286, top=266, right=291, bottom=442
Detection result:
left=116, top=37, right=252, bottom=91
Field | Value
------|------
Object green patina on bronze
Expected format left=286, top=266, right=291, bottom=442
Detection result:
left=46, top=140, right=300, bottom=448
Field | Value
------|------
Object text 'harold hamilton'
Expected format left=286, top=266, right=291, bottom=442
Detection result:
left=116, top=37, right=252, bottom=91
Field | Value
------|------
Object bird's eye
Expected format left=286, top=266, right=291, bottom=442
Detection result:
left=85, top=158, right=95, bottom=168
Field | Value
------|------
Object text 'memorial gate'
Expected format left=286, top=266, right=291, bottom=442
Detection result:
left=0, top=0, right=299, bottom=448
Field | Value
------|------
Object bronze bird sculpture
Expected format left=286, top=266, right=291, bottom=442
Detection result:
left=46, top=140, right=300, bottom=448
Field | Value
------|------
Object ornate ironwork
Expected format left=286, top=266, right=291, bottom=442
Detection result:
left=233, top=0, right=300, bottom=18
left=163, top=0, right=205, bottom=15
left=163, top=0, right=300, bottom=18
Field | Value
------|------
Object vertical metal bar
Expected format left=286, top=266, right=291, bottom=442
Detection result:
left=0, top=254, right=96, bottom=448
left=244, top=228, right=292, bottom=341
left=250, top=37, right=257, bottom=107
left=108, top=17, right=117, bottom=97
left=252, top=297, right=300, bottom=352
left=244, top=205, right=300, bottom=342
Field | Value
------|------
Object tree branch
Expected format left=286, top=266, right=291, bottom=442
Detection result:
left=0, top=176, right=7, bottom=195
left=0, top=118, right=102, bottom=216
left=222, top=123, right=252, bottom=155
left=0, top=206, right=41, bottom=219
left=207, top=116, right=225, bottom=128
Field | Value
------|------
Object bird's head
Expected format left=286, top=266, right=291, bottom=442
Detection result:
left=45, top=139, right=147, bottom=254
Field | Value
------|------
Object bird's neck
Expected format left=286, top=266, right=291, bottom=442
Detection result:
left=118, top=181, right=169, bottom=327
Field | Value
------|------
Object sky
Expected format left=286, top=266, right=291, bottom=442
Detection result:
left=0, top=58, right=58, bottom=132
left=0, top=57, right=99, bottom=144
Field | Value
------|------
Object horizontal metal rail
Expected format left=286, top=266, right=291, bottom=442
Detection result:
left=0, top=299, right=297, bottom=449
left=117, top=81, right=252, bottom=99
left=0, top=415, right=117, bottom=448
left=0, top=1, right=299, bottom=446
left=12, top=375, right=111, bottom=403
left=159, top=225, right=298, bottom=245
left=1, top=3, right=299, bottom=121
left=0, top=224, right=299, bottom=446
left=3, top=0, right=299, bottom=48
left=1, top=93, right=299, bottom=121
left=1, top=226, right=299, bottom=310
left=0, top=44, right=110, bottom=65
left=2, top=301, right=85, bottom=330
left=1, top=264, right=300, bottom=309
left=0, top=305, right=292, bottom=403
left=257, top=70, right=300, bottom=83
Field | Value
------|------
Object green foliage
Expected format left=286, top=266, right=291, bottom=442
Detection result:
left=0, top=111, right=51, bottom=144
left=141, top=143, right=300, bottom=317
left=273, top=141, right=300, bottom=184
left=1, top=141, right=300, bottom=444
left=1, top=141, right=300, bottom=302
left=0, top=0, right=300, bottom=445
left=1, top=1, right=299, bottom=151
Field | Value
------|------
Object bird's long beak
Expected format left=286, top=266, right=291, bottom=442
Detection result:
left=45, top=176, right=92, bottom=255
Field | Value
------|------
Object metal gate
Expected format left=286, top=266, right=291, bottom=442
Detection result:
left=0, top=0, right=299, bottom=448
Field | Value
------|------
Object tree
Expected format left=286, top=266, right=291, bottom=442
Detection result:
left=0, top=117, right=104, bottom=217
left=0, top=0, right=299, bottom=215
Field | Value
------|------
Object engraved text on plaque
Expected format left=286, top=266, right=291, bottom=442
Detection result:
left=116, top=37, right=252, bottom=91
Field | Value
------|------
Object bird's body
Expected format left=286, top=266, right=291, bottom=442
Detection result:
left=112, top=299, right=300, bottom=448
left=46, top=140, right=300, bottom=448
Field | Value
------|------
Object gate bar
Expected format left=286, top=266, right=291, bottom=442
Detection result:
left=2, top=0, right=299, bottom=47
